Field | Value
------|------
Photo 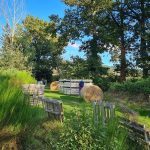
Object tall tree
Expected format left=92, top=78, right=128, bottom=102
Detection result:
left=126, top=0, right=150, bottom=78
left=0, top=24, right=28, bottom=70
left=0, top=0, right=27, bottom=70
left=52, top=0, right=113, bottom=77
left=106, top=0, right=128, bottom=81
left=0, top=0, right=25, bottom=44
left=23, top=16, right=64, bottom=81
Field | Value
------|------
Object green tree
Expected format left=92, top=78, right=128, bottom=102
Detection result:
left=0, top=0, right=28, bottom=70
left=60, top=56, right=89, bottom=79
left=126, top=0, right=150, bottom=78
left=23, top=16, right=64, bottom=81
left=61, top=0, right=149, bottom=81
left=0, top=24, right=28, bottom=70
left=52, top=0, right=112, bottom=78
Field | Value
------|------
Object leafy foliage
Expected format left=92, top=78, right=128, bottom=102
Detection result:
left=0, top=25, right=29, bottom=70
left=93, top=77, right=111, bottom=92
left=47, top=109, right=128, bottom=150
left=110, top=77, right=150, bottom=95
left=60, top=56, right=90, bottom=79
left=23, top=16, right=64, bottom=82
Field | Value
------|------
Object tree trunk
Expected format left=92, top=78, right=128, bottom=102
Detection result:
left=120, top=2, right=126, bottom=82
left=120, top=35, right=126, bottom=82
left=88, top=35, right=101, bottom=77
left=140, top=0, right=148, bottom=78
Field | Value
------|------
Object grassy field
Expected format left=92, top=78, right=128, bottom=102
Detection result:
left=44, top=89, right=150, bottom=129
left=1, top=88, right=149, bottom=149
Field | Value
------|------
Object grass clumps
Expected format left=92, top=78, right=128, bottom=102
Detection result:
left=44, top=109, right=128, bottom=150
left=0, top=70, right=44, bottom=132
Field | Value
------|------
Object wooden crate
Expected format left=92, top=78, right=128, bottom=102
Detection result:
left=22, top=84, right=45, bottom=106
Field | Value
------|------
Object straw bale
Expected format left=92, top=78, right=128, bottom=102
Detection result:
left=50, top=81, right=59, bottom=91
left=81, top=85, right=103, bottom=102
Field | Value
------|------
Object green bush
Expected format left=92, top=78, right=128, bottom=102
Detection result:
left=93, top=77, right=111, bottom=91
left=48, top=109, right=128, bottom=150
left=110, top=77, right=150, bottom=95
left=0, top=69, right=36, bottom=85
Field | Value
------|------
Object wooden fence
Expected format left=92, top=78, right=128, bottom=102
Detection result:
left=93, top=102, right=150, bottom=149
left=119, top=117, right=150, bottom=149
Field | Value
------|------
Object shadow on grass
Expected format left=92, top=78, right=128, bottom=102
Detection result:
left=138, top=109, right=150, bottom=117
left=44, top=90, right=93, bottom=119
left=44, top=89, right=85, bottom=105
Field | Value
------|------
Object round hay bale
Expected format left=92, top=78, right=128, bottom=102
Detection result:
left=81, top=85, right=103, bottom=102
left=50, top=81, right=59, bottom=91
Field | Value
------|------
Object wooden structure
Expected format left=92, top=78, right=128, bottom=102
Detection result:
left=119, top=117, right=150, bottom=149
left=93, top=101, right=115, bottom=125
left=22, top=84, right=45, bottom=105
left=41, top=97, right=64, bottom=122
left=59, top=79, right=92, bottom=95
left=93, top=102, right=150, bottom=149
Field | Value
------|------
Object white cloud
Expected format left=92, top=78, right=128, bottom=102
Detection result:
left=68, top=42, right=80, bottom=49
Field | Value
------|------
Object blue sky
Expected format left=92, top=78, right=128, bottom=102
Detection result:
left=0, top=0, right=113, bottom=66
left=25, top=0, right=113, bottom=66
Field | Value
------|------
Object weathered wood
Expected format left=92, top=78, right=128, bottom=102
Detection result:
left=22, top=84, right=45, bottom=106
left=119, top=117, right=150, bottom=149
left=41, top=98, right=64, bottom=122
left=93, top=102, right=115, bottom=125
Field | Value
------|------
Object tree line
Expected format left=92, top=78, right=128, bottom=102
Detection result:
left=0, top=0, right=149, bottom=82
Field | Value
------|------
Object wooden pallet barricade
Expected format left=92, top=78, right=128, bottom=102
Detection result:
left=22, top=84, right=45, bottom=106
left=59, top=79, right=92, bottom=95
left=93, top=101, right=115, bottom=125
left=41, top=98, right=64, bottom=122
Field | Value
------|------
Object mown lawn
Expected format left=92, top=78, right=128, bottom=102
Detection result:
left=44, top=89, right=92, bottom=117
left=44, top=89, right=150, bottom=129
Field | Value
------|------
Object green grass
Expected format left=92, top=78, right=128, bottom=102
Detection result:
left=44, top=89, right=92, bottom=116
left=0, top=71, right=44, bottom=136
left=0, top=82, right=149, bottom=149
left=44, top=89, right=150, bottom=129
left=126, top=102, right=150, bottom=129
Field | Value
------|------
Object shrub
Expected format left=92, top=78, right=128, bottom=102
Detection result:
left=48, top=109, right=128, bottom=150
left=110, top=77, right=150, bottom=95
left=0, top=69, right=36, bottom=85
left=93, top=77, right=111, bottom=91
